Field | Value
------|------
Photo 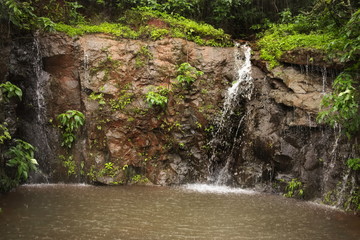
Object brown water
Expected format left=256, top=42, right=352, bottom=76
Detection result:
left=0, top=184, right=359, bottom=240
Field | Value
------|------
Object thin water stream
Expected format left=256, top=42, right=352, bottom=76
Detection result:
left=0, top=184, right=359, bottom=240
left=208, top=44, right=253, bottom=184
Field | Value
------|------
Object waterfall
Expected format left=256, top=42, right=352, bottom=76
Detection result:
left=27, top=36, right=52, bottom=182
left=34, top=38, right=50, bottom=123
left=208, top=44, right=254, bottom=185
left=321, top=66, right=327, bottom=94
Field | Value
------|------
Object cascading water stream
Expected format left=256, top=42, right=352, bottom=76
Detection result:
left=321, top=66, right=327, bottom=94
left=34, top=38, right=49, bottom=123
left=29, top=36, right=52, bottom=182
left=207, top=43, right=254, bottom=185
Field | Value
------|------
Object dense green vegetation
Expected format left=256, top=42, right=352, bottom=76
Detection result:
left=256, top=1, right=360, bottom=139
left=0, top=83, right=37, bottom=193
left=0, top=0, right=319, bottom=41
left=53, top=8, right=233, bottom=47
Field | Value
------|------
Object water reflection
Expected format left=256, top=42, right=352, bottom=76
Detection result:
left=0, top=184, right=359, bottom=240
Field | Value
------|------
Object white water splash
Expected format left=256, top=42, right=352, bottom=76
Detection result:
left=182, top=184, right=257, bottom=195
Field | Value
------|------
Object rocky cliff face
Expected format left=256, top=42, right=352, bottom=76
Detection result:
left=236, top=51, right=359, bottom=206
left=16, top=33, right=237, bottom=185
left=4, top=32, right=358, bottom=209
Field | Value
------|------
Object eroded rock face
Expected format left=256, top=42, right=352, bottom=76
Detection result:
left=32, top=33, right=237, bottom=185
left=234, top=51, right=359, bottom=205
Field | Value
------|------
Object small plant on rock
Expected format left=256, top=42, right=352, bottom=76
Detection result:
left=346, top=158, right=360, bottom=171
left=57, top=110, right=85, bottom=148
left=283, top=178, right=304, bottom=198
left=131, top=174, right=149, bottom=184
left=175, top=62, right=203, bottom=88
left=145, top=86, right=170, bottom=108
left=99, top=162, right=119, bottom=178
left=0, top=82, right=22, bottom=101
left=0, top=122, right=11, bottom=144
left=59, top=155, right=76, bottom=176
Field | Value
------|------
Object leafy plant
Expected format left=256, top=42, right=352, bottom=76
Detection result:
left=135, top=45, right=153, bottom=67
left=109, top=91, right=134, bottom=111
left=89, top=92, right=106, bottom=105
left=6, top=139, right=38, bottom=182
left=57, top=110, right=85, bottom=148
left=317, top=70, right=360, bottom=138
left=0, top=122, right=11, bottom=144
left=0, top=82, right=22, bottom=101
left=346, top=158, right=360, bottom=171
left=99, top=161, right=118, bottom=177
left=145, top=86, right=170, bottom=108
left=257, top=23, right=334, bottom=68
left=175, top=62, right=203, bottom=87
left=150, top=28, right=169, bottom=40
left=66, top=1, right=86, bottom=25
left=59, top=155, right=77, bottom=176
left=0, top=0, right=56, bottom=30
left=90, top=55, right=121, bottom=80
left=131, top=174, right=149, bottom=183
left=345, top=189, right=360, bottom=211
left=283, top=178, right=304, bottom=198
